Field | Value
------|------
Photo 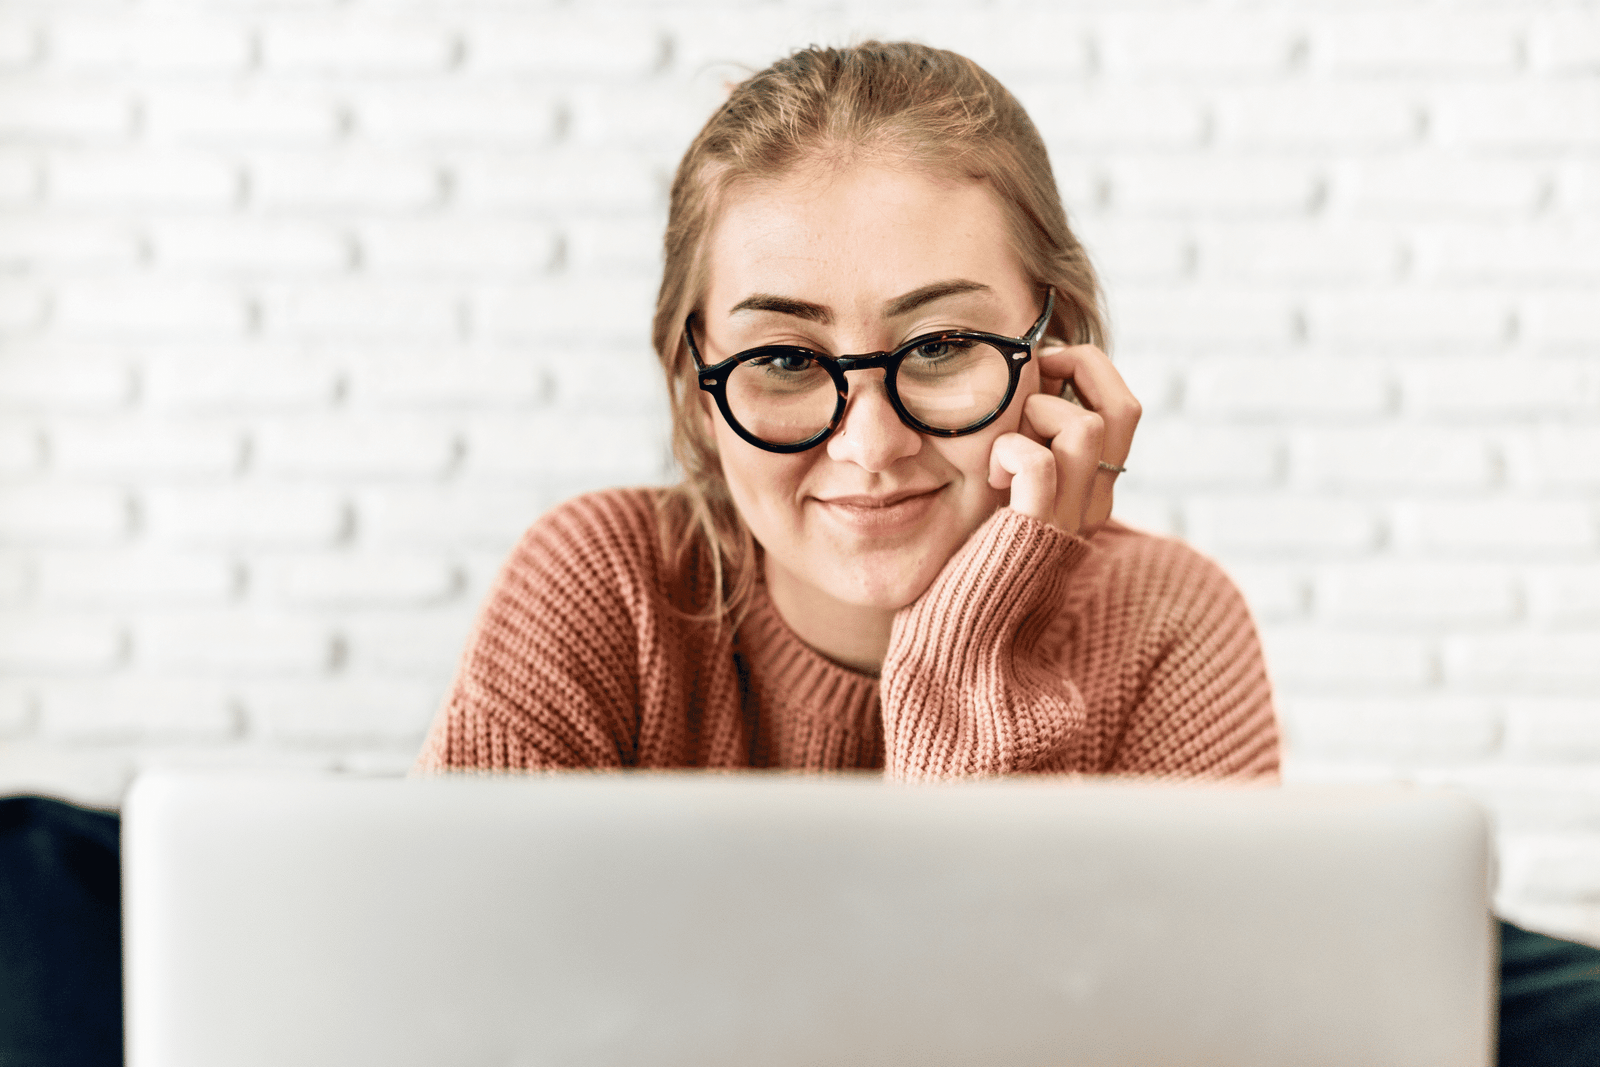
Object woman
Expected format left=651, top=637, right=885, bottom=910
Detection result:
left=415, top=41, right=1278, bottom=779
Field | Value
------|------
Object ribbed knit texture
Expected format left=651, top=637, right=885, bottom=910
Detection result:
left=415, top=488, right=1280, bottom=781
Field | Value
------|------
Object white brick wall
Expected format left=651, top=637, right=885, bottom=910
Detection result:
left=1, top=0, right=1598, bottom=942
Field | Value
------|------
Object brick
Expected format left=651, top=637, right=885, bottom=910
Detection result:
left=0, top=423, right=41, bottom=474
left=570, top=85, right=727, bottom=152
left=1315, top=562, right=1518, bottom=625
left=1121, top=421, right=1283, bottom=489
left=249, top=678, right=440, bottom=746
left=464, top=13, right=661, bottom=77
left=465, top=411, right=671, bottom=480
left=664, top=9, right=853, bottom=74
left=1105, top=288, right=1296, bottom=347
left=346, top=352, right=549, bottom=408
left=0, top=553, right=26, bottom=603
left=356, top=218, right=557, bottom=274
left=564, top=215, right=666, bottom=276
left=1505, top=428, right=1600, bottom=489
left=1434, top=83, right=1600, bottom=150
left=260, top=552, right=459, bottom=608
left=1101, top=355, right=1177, bottom=417
left=1312, top=12, right=1522, bottom=72
left=0, top=150, right=38, bottom=203
left=51, top=418, right=242, bottom=477
left=1110, top=157, right=1322, bottom=215
left=142, top=485, right=346, bottom=547
left=0, top=486, right=128, bottom=545
left=1307, top=289, right=1510, bottom=348
left=1393, top=499, right=1595, bottom=553
left=142, top=351, right=339, bottom=410
left=138, top=611, right=334, bottom=674
left=40, top=679, right=236, bottom=742
left=474, top=278, right=657, bottom=344
left=1185, top=495, right=1383, bottom=555
left=454, top=149, right=662, bottom=212
left=0, top=283, right=45, bottom=333
left=343, top=610, right=476, bottom=676
left=864, top=10, right=1099, bottom=75
left=0, top=216, right=140, bottom=268
left=1527, top=566, right=1600, bottom=627
left=1416, top=223, right=1600, bottom=283
left=254, top=415, right=458, bottom=479
left=0, top=352, right=137, bottom=415
left=0, top=613, right=123, bottom=672
left=542, top=346, right=673, bottom=414
left=355, top=485, right=541, bottom=547
left=54, top=279, right=248, bottom=339
left=1531, top=11, right=1600, bottom=71
left=261, top=15, right=455, bottom=73
left=1218, top=85, right=1420, bottom=149
left=1293, top=425, right=1495, bottom=490
left=1185, top=357, right=1393, bottom=418
left=0, top=80, right=132, bottom=139
left=1526, top=294, right=1600, bottom=347
left=258, top=281, right=459, bottom=342
left=1072, top=218, right=1190, bottom=284
left=1445, top=632, right=1600, bottom=691
left=1342, top=157, right=1546, bottom=215
left=36, top=550, right=235, bottom=605
left=49, top=15, right=250, bottom=72
left=1096, top=11, right=1298, bottom=75
left=1502, top=835, right=1600, bottom=904
left=0, top=19, right=37, bottom=67
left=1107, top=492, right=1180, bottom=538
left=1282, top=697, right=1500, bottom=763
left=149, top=217, right=347, bottom=272
left=1217, top=562, right=1309, bottom=622
left=48, top=149, right=238, bottom=208
left=353, top=82, right=560, bottom=144
left=1258, top=626, right=1435, bottom=689
left=0, top=683, right=32, bottom=736
left=248, top=151, right=442, bottom=211
left=1400, top=357, right=1600, bottom=417
left=1505, top=699, right=1600, bottom=761
left=1196, top=222, right=1401, bottom=284
left=1026, top=85, right=1207, bottom=149
left=144, top=84, right=340, bottom=144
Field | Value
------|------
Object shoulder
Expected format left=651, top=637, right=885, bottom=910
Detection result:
left=1071, top=518, right=1253, bottom=631
left=494, top=486, right=677, bottom=618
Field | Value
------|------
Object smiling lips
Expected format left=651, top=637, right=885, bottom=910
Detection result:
left=812, top=487, right=944, bottom=534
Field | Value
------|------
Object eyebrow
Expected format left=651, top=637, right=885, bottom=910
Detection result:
left=726, top=278, right=994, bottom=325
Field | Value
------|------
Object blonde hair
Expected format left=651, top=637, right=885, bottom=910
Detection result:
left=652, top=41, right=1106, bottom=623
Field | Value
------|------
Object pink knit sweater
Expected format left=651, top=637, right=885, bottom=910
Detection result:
left=416, top=488, right=1279, bottom=780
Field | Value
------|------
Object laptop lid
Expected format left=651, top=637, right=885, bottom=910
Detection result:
left=124, top=771, right=1494, bottom=1067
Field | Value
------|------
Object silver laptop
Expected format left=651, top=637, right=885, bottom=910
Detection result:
left=124, top=771, right=1495, bottom=1067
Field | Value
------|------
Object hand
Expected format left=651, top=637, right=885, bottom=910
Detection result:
left=986, top=341, right=1140, bottom=539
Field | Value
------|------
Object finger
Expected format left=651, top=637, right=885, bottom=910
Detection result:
left=1022, top=393, right=1103, bottom=534
left=988, top=433, right=1058, bottom=526
left=1034, top=343, right=1140, bottom=469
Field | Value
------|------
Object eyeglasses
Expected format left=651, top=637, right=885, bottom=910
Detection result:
left=686, top=288, right=1055, bottom=454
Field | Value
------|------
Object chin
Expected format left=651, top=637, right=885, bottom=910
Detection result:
left=822, top=549, right=949, bottom=612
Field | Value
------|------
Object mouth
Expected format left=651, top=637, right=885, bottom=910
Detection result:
left=811, top=486, right=945, bottom=534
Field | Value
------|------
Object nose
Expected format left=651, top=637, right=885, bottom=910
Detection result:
left=824, top=369, right=923, bottom=472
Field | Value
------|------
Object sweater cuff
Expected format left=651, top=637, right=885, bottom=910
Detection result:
left=891, top=507, right=1089, bottom=659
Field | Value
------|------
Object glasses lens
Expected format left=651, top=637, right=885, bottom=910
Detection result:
left=725, top=351, right=837, bottom=446
left=895, top=339, right=1013, bottom=431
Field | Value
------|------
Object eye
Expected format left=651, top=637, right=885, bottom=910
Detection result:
left=747, top=352, right=818, bottom=374
left=911, top=337, right=979, bottom=363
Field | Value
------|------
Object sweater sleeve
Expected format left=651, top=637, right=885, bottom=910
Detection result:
left=879, top=507, right=1091, bottom=781
left=413, top=496, right=650, bottom=773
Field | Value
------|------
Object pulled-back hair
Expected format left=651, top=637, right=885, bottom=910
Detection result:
left=652, top=41, right=1106, bottom=623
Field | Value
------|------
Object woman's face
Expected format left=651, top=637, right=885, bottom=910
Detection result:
left=698, top=162, right=1043, bottom=614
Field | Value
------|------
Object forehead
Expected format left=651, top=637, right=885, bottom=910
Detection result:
left=704, top=164, right=1026, bottom=308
